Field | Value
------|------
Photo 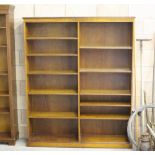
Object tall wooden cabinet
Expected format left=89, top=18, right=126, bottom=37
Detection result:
left=0, top=5, right=18, bottom=145
left=24, top=17, right=135, bottom=148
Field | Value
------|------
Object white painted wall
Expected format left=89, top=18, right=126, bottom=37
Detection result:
left=14, top=4, right=155, bottom=138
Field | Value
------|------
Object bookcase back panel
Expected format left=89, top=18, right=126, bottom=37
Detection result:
left=0, top=49, right=7, bottom=71
left=80, top=73, right=131, bottom=90
left=80, top=106, right=130, bottom=115
left=30, top=95, right=78, bottom=112
left=80, top=95, right=131, bottom=102
left=80, top=22, right=132, bottom=47
left=80, top=49, right=132, bottom=69
left=0, top=29, right=6, bottom=45
left=0, top=15, right=6, bottom=27
left=31, top=119, right=78, bottom=136
left=0, top=115, right=10, bottom=132
left=0, top=97, right=9, bottom=109
left=81, top=120, right=127, bottom=135
left=29, top=75, right=77, bottom=90
left=0, top=76, right=8, bottom=92
left=26, top=22, right=77, bottom=37
left=28, top=57, right=77, bottom=71
left=27, top=40, right=77, bottom=54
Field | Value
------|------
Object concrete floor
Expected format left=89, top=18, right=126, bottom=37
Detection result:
left=0, top=139, right=131, bottom=151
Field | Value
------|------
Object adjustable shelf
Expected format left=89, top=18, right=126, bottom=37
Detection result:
left=26, top=36, right=78, bottom=40
left=0, top=5, right=18, bottom=145
left=28, top=89, right=78, bottom=95
left=80, top=102, right=131, bottom=107
left=27, top=53, right=77, bottom=57
left=80, top=90, right=131, bottom=96
left=80, top=46, right=132, bottom=50
left=28, top=70, right=78, bottom=75
left=80, top=114, right=129, bottom=120
left=0, top=108, right=9, bottom=115
left=0, top=71, right=8, bottom=75
left=80, top=68, right=132, bottom=73
left=29, top=112, right=78, bottom=119
left=24, top=17, right=135, bottom=148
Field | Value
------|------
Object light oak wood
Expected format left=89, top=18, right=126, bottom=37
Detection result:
left=26, top=36, right=78, bottom=40
left=80, top=114, right=129, bottom=120
left=80, top=46, right=132, bottom=49
left=29, top=112, right=78, bottom=119
left=80, top=102, right=131, bottom=107
left=80, top=90, right=131, bottom=96
left=24, top=17, right=135, bottom=148
left=80, top=68, right=132, bottom=73
left=0, top=5, right=18, bottom=145
left=27, top=53, right=77, bottom=57
left=28, top=70, right=78, bottom=75
left=29, top=89, right=78, bottom=95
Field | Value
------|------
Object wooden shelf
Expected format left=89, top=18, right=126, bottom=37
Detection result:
left=28, top=70, right=77, bottom=75
left=28, top=89, right=78, bottom=95
left=27, top=53, right=77, bottom=57
left=80, top=114, right=129, bottom=120
left=80, top=68, right=132, bottom=73
left=80, top=102, right=131, bottom=107
left=0, top=45, right=7, bottom=48
left=0, top=108, right=9, bottom=114
left=0, top=91, right=9, bottom=96
left=0, top=71, right=8, bottom=75
left=80, top=46, right=132, bottom=50
left=26, top=37, right=78, bottom=40
left=81, top=134, right=129, bottom=143
left=80, top=89, right=131, bottom=96
left=29, top=112, right=77, bottom=119
left=30, top=134, right=78, bottom=143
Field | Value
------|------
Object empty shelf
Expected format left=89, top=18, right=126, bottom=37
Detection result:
left=0, top=45, right=7, bottom=48
left=0, top=108, right=9, bottom=114
left=0, top=91, right=9, bottom=96
left=80, top=90, right=131, bottom=96
left=80, top=46, right=132, bottom=50
left=30, top=134, right=78, bottom=143
left=27, top=53, right=77, bottom=57
left=29, top=112, right=77, bottom=119
left=0, top=27, right=6, bottom=29
left=0, top=71, right=8, bottom=75
left=26, top=37, right=78, bottom=40
left=81, top=134, right=129, bottom=143
left=28, top=70, right=77, bottom=75
left=28, top=89, right=78, bottom=95
left=80, top=68, right=132, bottom=73
left=80, top=102, right=131, bottom=107
left=80, top=114, right=129, bottom=120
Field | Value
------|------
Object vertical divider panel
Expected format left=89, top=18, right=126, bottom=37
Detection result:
left=77, top=22, right=81, bottom=142
left=24, top=22, right=31, bottom=139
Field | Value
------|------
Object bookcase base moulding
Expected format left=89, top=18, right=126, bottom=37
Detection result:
left=24, top=17, right=135, bottom=148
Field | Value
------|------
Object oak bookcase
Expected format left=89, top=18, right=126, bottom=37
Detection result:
left=0, top=5, right=18, bottom=145
left=23, top=17, right=135, bottom=148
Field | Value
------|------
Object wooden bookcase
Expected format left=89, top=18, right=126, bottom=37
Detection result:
left=0, top=5, right=18, bottom=145
left=23, top=17, right=135, bottom=148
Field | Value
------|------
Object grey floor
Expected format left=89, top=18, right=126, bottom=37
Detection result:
left=0, top=139, right=131, bottom=151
